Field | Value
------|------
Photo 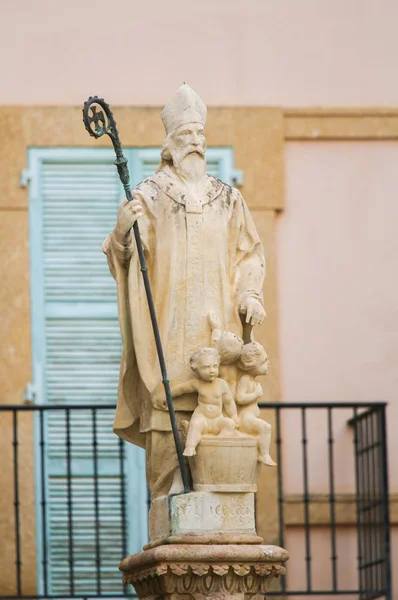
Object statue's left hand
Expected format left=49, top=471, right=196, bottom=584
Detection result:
left=239, top=297, right=266, bottom=326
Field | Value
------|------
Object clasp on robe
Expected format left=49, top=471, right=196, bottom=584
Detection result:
left=185, top=199, right=203, bottom=214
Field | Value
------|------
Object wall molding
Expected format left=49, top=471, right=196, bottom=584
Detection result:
left=284, top=108, right=398, bottom=141
left=285, top=493, right=398, bottom=526
left=0, top=106, right=284, bottom=211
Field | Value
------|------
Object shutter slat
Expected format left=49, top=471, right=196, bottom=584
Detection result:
left=42, top=161, right=120, bottom=301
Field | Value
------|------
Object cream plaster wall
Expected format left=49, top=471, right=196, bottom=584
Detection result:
left=0, top=0, right=398, bottom=107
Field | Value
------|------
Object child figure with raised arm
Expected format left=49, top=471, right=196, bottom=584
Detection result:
left=236, top=342, right=277, bottom=467
left=169, top=347, right=238, bottom=457
left=208, top=312, right=244, bottom=399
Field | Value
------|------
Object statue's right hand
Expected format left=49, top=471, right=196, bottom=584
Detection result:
left=152, top=385, right=168, bottom=411
left=114, top=193, right=144, bottom=238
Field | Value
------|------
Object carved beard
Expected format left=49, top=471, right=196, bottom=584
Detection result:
left=171, top=147, right=207, bottom=184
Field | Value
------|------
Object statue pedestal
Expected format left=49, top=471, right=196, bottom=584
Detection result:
left=120, top=543, right=289, bottom=600
left=189, top=437, right=258, bottom=493
left=134, top=431, right=286, bottom=597
left=148, top=492, right=263, bottom=548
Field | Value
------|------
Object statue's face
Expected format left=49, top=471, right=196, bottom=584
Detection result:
left=255, top=355, right=270, bottom=376
left=171, top=122, right=207, bottom=161
left=241, top=345, right=270, bottom=375
left=162, top=122, right=207, bottom=181
left=195, top=354, right=220, bottom=382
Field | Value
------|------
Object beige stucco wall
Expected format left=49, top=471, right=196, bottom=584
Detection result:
left=1, top=0, right=398, bottom=107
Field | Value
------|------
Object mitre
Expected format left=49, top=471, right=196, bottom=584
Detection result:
left=161, top=84, right=207, bottom=135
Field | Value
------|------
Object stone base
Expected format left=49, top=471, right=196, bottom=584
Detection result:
left=120, top=543, right=289, bottom=600
left=144, top=535, right=264, bottom=551
left=189, top=437, right=258, bottom=493
left=149, top=492, right=262, bottom=547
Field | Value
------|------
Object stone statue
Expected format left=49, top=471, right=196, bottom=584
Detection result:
left=91, top=84, right=289, bottom=599
left=103, top=84, right=266, bottom=499
left=236, top=343, right=277, bottom=466
left=158, top=347, right=239, bottom=457
left=208, top=311, right=244, bottom=400
left=182, top=348, right=238, bottom=456
left=203, top=315, right=277, bottom=467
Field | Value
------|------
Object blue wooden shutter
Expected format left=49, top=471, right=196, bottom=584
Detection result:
left=29, top=149, right=146, bottom=597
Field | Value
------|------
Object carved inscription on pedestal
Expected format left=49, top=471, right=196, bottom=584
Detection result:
left=173, top=493, right=252, bottom=528
left=149, top=492, right=256, bottom=542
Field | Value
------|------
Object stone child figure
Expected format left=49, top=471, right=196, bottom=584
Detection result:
left=208, top=311, right=244, bottom=399
left=236, top=343, right=277, bottom=466
left=103, top=84, right=266, bottom=498
left=165, top=348, right=238, bottom=457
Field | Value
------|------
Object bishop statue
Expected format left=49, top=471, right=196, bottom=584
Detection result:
left=102, top=84, right=266, bottom=498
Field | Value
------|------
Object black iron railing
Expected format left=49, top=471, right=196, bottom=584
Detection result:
left=0, top=402, right=391, bottom=600
left=260, top=402, right=391, bottom=599
left=351, top=406, right=392, bottom=600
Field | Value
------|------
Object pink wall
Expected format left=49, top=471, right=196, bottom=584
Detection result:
left=278, top=141, right=398, bottom=483
left=1, top=0, right=398, bottom=107
left=278, top=141, right=398, bottom=594
left=286, top=526, right=358, bottom=598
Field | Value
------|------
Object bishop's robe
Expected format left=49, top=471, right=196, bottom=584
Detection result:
left=102, top=166, right=265, bottom=449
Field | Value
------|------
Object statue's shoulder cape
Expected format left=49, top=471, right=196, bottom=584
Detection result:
left=135, top=169, right=236, bottom=207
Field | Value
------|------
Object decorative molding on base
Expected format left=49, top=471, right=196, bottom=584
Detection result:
left=120, top=544, right=289, bottom=600
left=144, top=534, right=264, bottom=551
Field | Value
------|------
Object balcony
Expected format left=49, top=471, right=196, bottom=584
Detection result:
left=0, top=402, right=391, bottom=599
